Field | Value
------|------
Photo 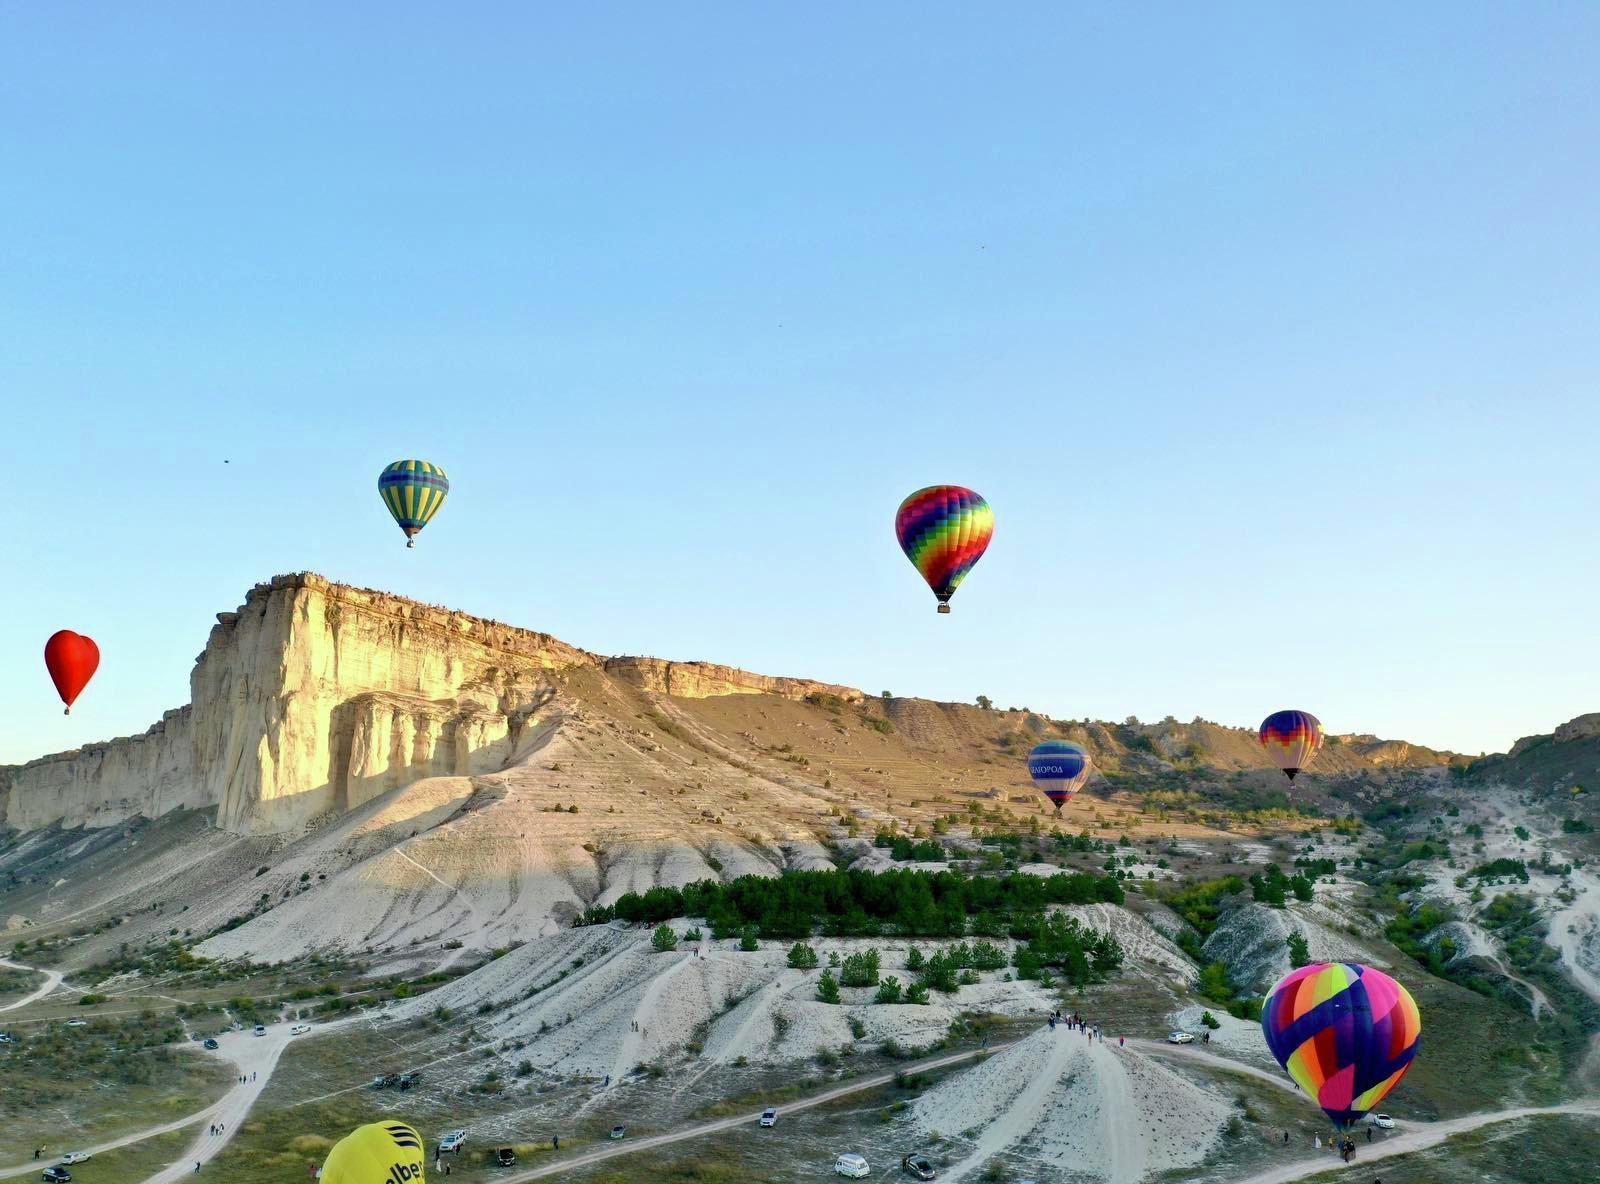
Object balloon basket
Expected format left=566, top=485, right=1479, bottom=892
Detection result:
left=937, top=604, right=951, bottom=614
left=406, top=539, right=415, bottom=549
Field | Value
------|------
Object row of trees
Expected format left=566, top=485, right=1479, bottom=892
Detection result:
left=581, top=867, right=1125, bottom=938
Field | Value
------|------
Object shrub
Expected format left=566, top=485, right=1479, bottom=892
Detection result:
left=817, top=969, right=841, bottom=1004
left=788, top=942, right=820, bottom=969
left=652, top=924, right=678, bottom=952
left=875, top=976, right=903, bottom=1004
left=1200, top=1010, right=1220, bottom=1030
left=840, top=949, right=881, bottom=988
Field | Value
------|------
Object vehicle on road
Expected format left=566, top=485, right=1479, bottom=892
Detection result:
left=1167, top=1031, right=1194, bottom=1044
left=202, top=1038, right=220, bottom=1050
left=439, top=1129, right=467, bottom=1154
left=1370, top=1113, right=1395, bottom=1129
left=59, top=1154, right=91, bottom=1165
left=760, top=1108, right=778, bottom=1128
left=0, top=1032, right=15, bottom=1044
left=41, top=1169, right=71, bottom=1183
left=290, top=1023, right=311, bottom=1035
left=496, top=1148, right=517, bottom=1166
left=835, top=1153, right=871, bottom=1178
left=609, top=1125, right=627, bottom=1140
left=902, top=1154, right=935, bottom=1180
left=64, top=1020, right=87, bottom=1028
left=253, top=1024, right=266, bottom=1036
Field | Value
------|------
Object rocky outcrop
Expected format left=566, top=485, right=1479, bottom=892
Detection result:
left=0, top=574, right=867, bottom=837
left=1555, top=714, right=1600, bottom=744
left=602, top=657, right=861, bottom=704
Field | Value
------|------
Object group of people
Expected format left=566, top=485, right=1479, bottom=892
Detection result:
left=1313, top=1132, right=1362, bottom=1162
left=1045, top=1009, right=1105, bottom=1042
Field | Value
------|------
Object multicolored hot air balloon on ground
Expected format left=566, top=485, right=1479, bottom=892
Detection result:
left=895, top=486, right=994, bottom=613
left=1262, top=962, right=1420, bottom=1129
left=1028, top=741, right=1091, bottom=811
left=320, top=1120, right=427, bottom=1183
left=379, top=460, right=449, bottom=548
left=1259, top=709, right=1323, bottom=781
left=44, top=630, right=100, bottom=715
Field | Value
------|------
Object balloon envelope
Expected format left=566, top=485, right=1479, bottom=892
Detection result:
left=1027, top=741, right=1091, bottom=810
left=1262, top=962, right=1420, bottom=1128
left=320, top=1120, right=426, bottom=1183
left=379, top=460, right=449, bottom=546
left=1259, top=709, right=1322, bottom=780
left=44, top=630, right=100, bottom=714
left=895, top=486, right=994, bottom=612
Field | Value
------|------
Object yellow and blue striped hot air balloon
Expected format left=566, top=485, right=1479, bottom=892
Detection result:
left=378, top=460, right=449, bottom=548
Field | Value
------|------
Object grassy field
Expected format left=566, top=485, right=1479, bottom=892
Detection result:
left=0, top=1015, right=232, bottom=1164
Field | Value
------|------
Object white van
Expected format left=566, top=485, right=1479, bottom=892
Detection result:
left=835, top=1154, right=870, bottom=1178
left=290, top=1024, right=311, bottom=1035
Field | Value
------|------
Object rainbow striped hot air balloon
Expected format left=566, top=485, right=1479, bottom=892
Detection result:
left=1260, top=709, right=1323, bottom=781
left=1027, top=741, right=1091, bottom=811
left=1262, top=962, right=1420, bottom=1129
left=895, top=486, right=994, bottom=613
left=379, top=460, right=449, bottom=548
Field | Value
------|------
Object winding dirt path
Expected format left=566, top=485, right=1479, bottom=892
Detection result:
left=1230, top=1101, right=1600, bottom=1184
left=0, top=957, right=66, bottom=1013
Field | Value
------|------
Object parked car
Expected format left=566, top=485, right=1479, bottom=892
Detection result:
left=58, top=1154, right=91, bottom=1165
left=610, top=1126, right=627, bottom=1140
left=0, top=1032, right=15, bottom=1043
left=760, top=1107, right=778, bottom=1128
left=41, top=1169, right=71, bottom=1183
left=438, top=1130, right=468, bottom=1154
left=398, top=1071, right=421, bottom=1090
left=1167, top=1031, right=1194, bottom=1044
left=495, top=1148, right=517, bottom=1166
left=290, top=1023, right=311, bottom=1035
left=64, top=1020, right=87, bottom=1028
left=1370, top=1113, right=1395, bottom=1129
left=203, top=1038, right=220, bottom=1050
left=902, top=1155, right=935, bottom=1180
left=253, top=1024, right=266, bottom=1036
left=835, top=1154, right=871, bottom=1178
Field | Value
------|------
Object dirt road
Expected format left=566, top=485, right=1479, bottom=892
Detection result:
left=1231, top=1101, right=1600, bottom=1184
left=136, top=1023, right=328, bottom=1183
left=0, top=958, right=65, bottom=1013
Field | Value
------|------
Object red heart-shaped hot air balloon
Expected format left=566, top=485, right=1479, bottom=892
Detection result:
left=44, top=630, right=100, bottom=715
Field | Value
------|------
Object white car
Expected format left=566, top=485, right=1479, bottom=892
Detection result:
left=253, top=1024, right=266, bottom=1036
left=439, top=1130, right=468, bottom=1154
left=290, top=1023, right=311, bottom=1035
left=64, top=1020, right=87, bottom=1028
left=1167, top=1031, right=1194, bottom=1044
left=59, top=1154, right=91, bottom=1165
left=1370, top=1113, right=1395, bottom=1129
left=835, top=1154, right=871, bottom=1178
left=760, top=1107, right=777, bottom=1128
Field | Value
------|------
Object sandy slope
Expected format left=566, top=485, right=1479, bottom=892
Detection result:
left=913, top=1028, right=1235, bottom=1184
left=387, top=927, right=1062, bottom=1080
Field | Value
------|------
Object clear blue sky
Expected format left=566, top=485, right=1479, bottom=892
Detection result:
left=3, top=3, right=1597, bottom=765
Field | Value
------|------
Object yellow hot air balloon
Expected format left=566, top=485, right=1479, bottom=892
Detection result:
left=320, top=1120, right=426, bottom=1183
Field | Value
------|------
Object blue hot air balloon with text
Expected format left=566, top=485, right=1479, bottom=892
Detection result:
left=1027, top=741, right=1092, bottom=811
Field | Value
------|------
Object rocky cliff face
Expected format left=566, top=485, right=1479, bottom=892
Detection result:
left=0, top=573, right=862, bottom=837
